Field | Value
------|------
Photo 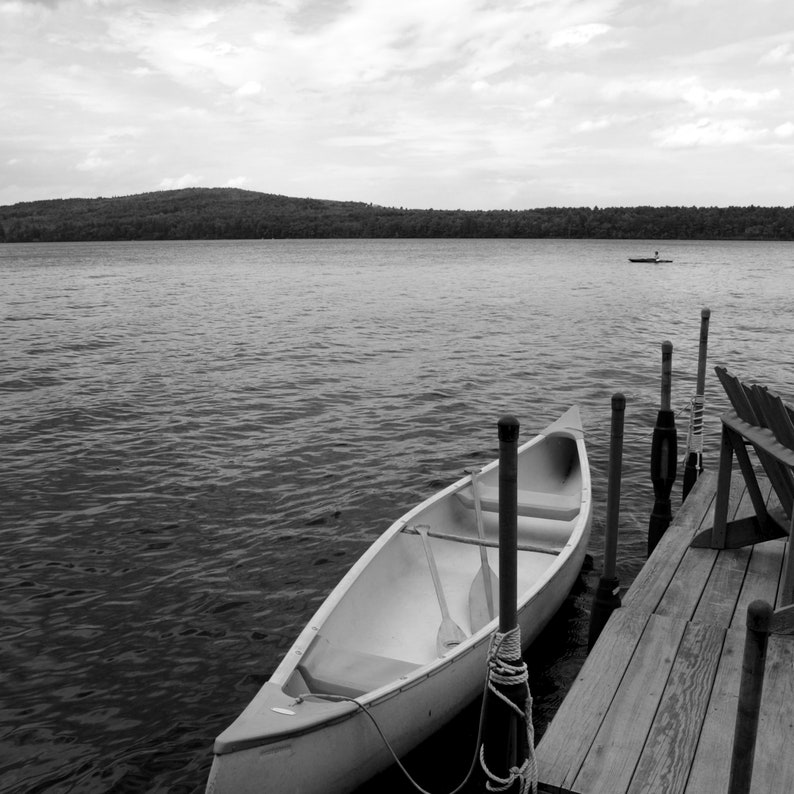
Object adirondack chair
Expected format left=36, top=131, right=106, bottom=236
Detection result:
left=691, top=366, right=794, bottom=606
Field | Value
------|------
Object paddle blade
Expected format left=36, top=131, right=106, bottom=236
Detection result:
left=437, top=617, right=468, bottom=656
left=469, top=566, right=500, bottom=633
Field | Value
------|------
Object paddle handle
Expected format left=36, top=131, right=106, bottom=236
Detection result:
left=469, top=468, right=496, bottom=619
left=418, top=525, right=452, bottom=619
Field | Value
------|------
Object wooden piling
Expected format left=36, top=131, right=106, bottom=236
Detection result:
left=648, top=340, right=677, bottom=555
left=498, top=416, right=520, bottom=634
left=727, top=599, right=773, bottom=794
left=480, top=416, right=529, bottom=794
left=682, top=308, right=711, bottom=501
left=588, top=393, right=625, bottom=649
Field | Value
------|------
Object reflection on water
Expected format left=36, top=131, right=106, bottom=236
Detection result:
left=1, top=238, right=792, bottom=792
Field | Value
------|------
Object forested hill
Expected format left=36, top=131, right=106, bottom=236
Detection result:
left=2, top=187, right=793, bottom=242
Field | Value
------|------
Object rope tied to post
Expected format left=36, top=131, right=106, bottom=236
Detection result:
left=685, top=393, right=705, bottom=454
left=480, top=627, right=538, bottom=794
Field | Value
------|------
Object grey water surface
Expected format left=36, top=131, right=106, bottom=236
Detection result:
left=2, top=238, right=792, bottom=792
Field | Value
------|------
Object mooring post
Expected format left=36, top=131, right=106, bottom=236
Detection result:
left=727, top=600, right=773, bottom=794
left=648, top=340, right=677, bottom=556
left=682, top=308, right=711, bottom=501
left=588, top=393, right=625, bottom=650
left=480, top=416, right=532, bottom=794
left=498, top=415, right=520, bottom=634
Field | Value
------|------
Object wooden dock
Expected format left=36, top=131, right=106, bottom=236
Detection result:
left=535, top=470, right=794, bottom=794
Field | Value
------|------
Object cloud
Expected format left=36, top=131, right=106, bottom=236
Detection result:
left=535, top=95, right=556, bottom=109
left=759, top=42, right=794, bottom=67
left=547, top=23, right=611, bottom=50
left=1, top=0, right=792, bottom=208
left=654, top=118, right=767, bottom=148
left=602, top=76, right=781, bottom=114
left=574, top=116, right=622, bottom=133
left=76, top=153, right=110, bottom=171
left=235, top=81, right=261, bottom=97
left=682, top=85, right=780, bottom=111
left=159, top=174, right=203, bottom=190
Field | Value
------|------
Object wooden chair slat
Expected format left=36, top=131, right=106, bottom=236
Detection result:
left=699, top=368, right=794, bottom=553
left=715, top=366, right=759, bottom=424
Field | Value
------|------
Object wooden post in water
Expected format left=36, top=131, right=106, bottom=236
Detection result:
left=682, top=308, right=711, bottom=501
left=498, top=416, right=520, bottom=634
left=480, top=416, right=530, bottom=794
left=648, top=341, right=677, bottom=556
left=588, top=393, right=625, bottom=649
left=728, top=600, right=773, bottom=794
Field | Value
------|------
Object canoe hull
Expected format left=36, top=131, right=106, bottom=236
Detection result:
left=206, top=539, right=586, bottom=793
left=206, top=406, right=591, bottom=793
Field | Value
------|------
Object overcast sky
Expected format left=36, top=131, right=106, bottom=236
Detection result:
left=2, top=0, right=793, bottom=210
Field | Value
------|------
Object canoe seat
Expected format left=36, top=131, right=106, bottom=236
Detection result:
left=456, top=484, right=580, bottom=521
left=297, top=636, right=421, bottom=699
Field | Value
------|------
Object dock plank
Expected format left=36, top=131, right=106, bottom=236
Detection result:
left=537, top=471, right=794, bottom=794
left=625, top=621, right=724, bottom=794
left=622, top=472, right=717, bottom=615
left=751, top=634, right=794, bottom=794
left=731, top=540, right=785, bottom=628
left=684, top=626, right=744, bottom=794
left=571, top=614, right=687, bottom=794
left=536, top=608, right=650, bottom=792
left=654, top=544, right=717, bottom=620
left=691, top=545, right=752, bottom=626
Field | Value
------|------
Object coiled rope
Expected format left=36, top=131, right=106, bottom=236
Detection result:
left=685, top=394, right=705, bottom=455
left=298, top=629, right=538, bottom=794
left=479, top=628, right=537, bottom=794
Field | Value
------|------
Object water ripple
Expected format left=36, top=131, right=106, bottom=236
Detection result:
left=1, top=238, right=793, bottom=792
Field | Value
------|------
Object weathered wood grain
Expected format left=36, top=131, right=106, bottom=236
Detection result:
left=750, top=634, right=794, bottom=794
left=654, top=545, right=718, bottom=620
left=732, top=540, right=785, bottom=628
left=691, top=546, right=752, bottom=626
left=535, top=608, right=650, bottom=792
left=626, top=621, right=725, bottom=794
left=684, top=626, right=745, bottom=794
left=537, top=473, right=794, bottom=794
left=622, top=472, right=717, bottom=615
left=571, top=614, right=687, bottom=794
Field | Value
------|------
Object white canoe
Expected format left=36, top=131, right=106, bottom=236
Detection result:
left=206, top=406, right=592, bottom=794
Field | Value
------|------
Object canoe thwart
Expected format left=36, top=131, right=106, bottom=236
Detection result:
left=456, top=484, right=580, bottom=521
left=402, top=524, right=563, bottom=555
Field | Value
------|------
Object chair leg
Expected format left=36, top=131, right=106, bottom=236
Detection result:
left=780, top=511, right=794, bottom=608
left=692, top=424, right=789, bottom=549
left=711, top=425, right=735, bottom=548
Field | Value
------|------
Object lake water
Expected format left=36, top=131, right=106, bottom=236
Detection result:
left=2, top=238, right=792, bottom=793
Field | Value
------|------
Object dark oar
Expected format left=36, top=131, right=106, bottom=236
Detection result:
left=466, top=468, right=499, bottom=632
left=417, top=525, right=467, bottom=655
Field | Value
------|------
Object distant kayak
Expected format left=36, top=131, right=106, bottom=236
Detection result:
left=629, top=257, right=673, bottom=263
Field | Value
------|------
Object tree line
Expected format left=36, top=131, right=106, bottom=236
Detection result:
left=2, top=187, right=794, bottom=242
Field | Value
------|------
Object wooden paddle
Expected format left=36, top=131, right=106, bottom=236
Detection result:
left=466, top=468, right=499, bottom=632
left=417, top=524, right=467, bottom=655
